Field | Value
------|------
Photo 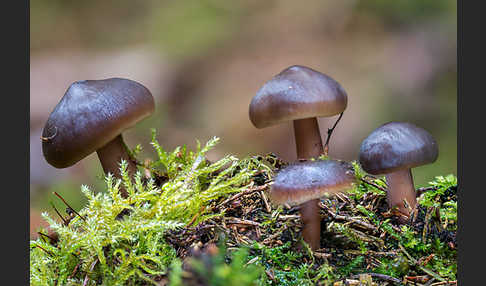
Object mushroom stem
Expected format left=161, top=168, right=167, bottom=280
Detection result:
left=299, top=199, right=321, bottom=251
left=293, top=118, right=324, bottom=160
left=385, top=169, right=417, bottom=220
left=96, top=134, right=137, bottom=198
left=294, top=117, right=324, bottom=250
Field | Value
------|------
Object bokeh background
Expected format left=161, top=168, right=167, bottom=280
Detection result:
left=30, top=0, right=457, bottom=238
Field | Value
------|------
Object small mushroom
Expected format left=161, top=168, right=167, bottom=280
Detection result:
left=42, top=78, right=155, bottom=197
left=269, top=159, right=357, bottom=250
left=359, top=122, right=438, bottom=221
left=249, top=65, right=347, bottom=159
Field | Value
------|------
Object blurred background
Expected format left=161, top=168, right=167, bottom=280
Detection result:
left=30, top=0, right=457, bottom=238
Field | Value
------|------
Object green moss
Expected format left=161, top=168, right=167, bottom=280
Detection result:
left=171, top=245, right=264, bottom=286
left=30, top=131, right=262, bottom=285
left=30, top=132, right=457, bottom=285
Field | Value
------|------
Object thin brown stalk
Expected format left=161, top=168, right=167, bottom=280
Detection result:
left=323, top=112, right=344, bottom=156
left=54, top=192, right=86, bottom=222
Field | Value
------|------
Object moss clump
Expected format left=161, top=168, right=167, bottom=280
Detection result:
left=30, top=131, right=457, bottom=285
left=30, top=130, right=264, bottom=285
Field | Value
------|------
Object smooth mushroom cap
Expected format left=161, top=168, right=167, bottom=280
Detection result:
left=269, top=159, right=357, bottom=206
left=359, top=122, right=439, bottom=175
left=249, top=65, right=348, bottom=128
left=42, top=78, right=155, bottom=168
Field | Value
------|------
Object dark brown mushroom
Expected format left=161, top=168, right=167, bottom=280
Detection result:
left=42, top=78, right=155, bottom=197
left=359, top=122, right=438, bottom=221
left=249, top=65, right=347, bottom=159
left=269, top=159, right=357, bottom=250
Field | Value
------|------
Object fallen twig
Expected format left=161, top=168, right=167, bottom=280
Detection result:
left=186, top=206, right=206, bottom=227
left=217, top=184, right=268, bottom=208
left=360, top=178, right=387, bottom=192
left=398, top=244, right=446, bottom=282
left=262, top=225, right=289, bottom=244
left=325, top=208, right=378, bottom=234
left=225, top=217, right=261, bottom=227
left=416, top=186, right=438, bottom=196
left=350, top=273, right=401, bottom=284
left=260, top=191, right=272, bottom=213
left=82, top=259, right=98, bottom=286
left=429, top=281, right=457, bottom=286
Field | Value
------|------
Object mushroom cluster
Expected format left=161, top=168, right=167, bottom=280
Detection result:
left=249, top=65, right=439, bottom=250
left=249, top=65, right=357, bottom=250
left=40, top=64, right=439, bottom=253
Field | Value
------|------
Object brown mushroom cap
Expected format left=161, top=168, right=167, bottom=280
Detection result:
left=249, top=65, right=347, bottom=128
left=359, top=122, right=439, bottom=175
left=42, top=78, right=155, bottom=168
left=269, top=159, right=357, bottom=206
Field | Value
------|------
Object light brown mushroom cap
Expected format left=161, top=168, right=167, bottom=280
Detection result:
left=42, top=78, right=155, bottom=168
left=269, top=159, right=357, bottom=206
left=249, top=65, right=347, bottom=128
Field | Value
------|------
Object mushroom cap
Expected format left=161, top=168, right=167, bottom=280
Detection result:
left=359, top=122, right=439, bottom=175
left=42, top=78, right=155, bottom=168
left=249, top=65, right=347, bottom=128
left=269, top=159, right=356, bottom=206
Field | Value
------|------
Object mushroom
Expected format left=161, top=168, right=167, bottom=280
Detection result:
left=249, top=65, right=348, bottom=249
left=41, top=78, right=155, bottom=198
left=249, top=65, right=347, bottom=159
left=269, top=159, right=357, bottom=250
left=359, top=122, right=438, bottom=221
